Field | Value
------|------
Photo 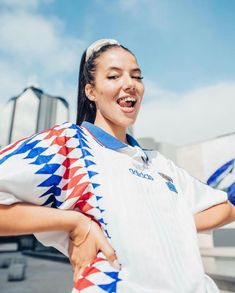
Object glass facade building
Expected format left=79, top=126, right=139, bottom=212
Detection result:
left=0, top=86, right=69, bottom=146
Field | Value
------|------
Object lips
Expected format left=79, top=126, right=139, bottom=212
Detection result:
left=117, top=96, right=137, bottom=108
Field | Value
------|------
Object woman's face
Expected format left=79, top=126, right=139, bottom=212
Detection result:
left=86, top=47, right=144, bottom=131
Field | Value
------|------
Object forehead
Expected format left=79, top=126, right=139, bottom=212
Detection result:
left=95, top=47, right=139, bottom=71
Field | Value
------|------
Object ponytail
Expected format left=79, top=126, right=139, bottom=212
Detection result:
left=76, top=51, right=96, bottom=125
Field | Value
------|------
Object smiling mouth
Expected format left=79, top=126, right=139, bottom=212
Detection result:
left=117, top=96, right=137, bottom=108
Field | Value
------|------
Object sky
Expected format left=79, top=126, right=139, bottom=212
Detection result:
left=0, top=0, right=235, bottom=146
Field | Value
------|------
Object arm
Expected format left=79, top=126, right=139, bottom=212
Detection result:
left=194, top=201, right=235, bottom=232
left=0, top=125, right=119, bottom=280
left=0, top=202, right=119, bottom=281
left=0, top=202, right=88, bottom=236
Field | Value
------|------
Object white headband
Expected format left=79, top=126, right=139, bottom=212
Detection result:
left=85, top=39, right=120, bottom=62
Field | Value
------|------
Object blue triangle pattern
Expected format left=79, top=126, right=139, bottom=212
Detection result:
left=79, top=139, right=91, bottom=149
left=88, top=171, right=98, bottom=178
left=15, top=140, right=40, bottom=154
left=36, top=163, right=61, bottom=174
left=98, top=218, right=107, bottom=225
left=96, top=195, right=102, bottom=201
left=98, top=280, right=119, bottom=292
left=97, top=206, right=105, bottom=213
left=40, top=185, right=61, bottom=197
left=104, top=272, right=121, bottom=281
left=71, top=124, right=86, bottom=135
left=73, top=131, right=88, bottom=142
left=30, top=154, right=55, bottom=165
left=104, top=229, right=111, bottom=239
left=80, top=149, right=93, bottom=158
left=92, top=183, right=100, bottom=189
left=38, top=174, right=62, bottom=187
left=68, top=124, right=81, bottom=130
left=24, top=147, right=47, bottom=159
left=41, top=194, right=63, bottom=208
left=0, top=138, right=39, bottom=164
left=68, top=122, right=79, bottom=129
left=79, top=134, right=88, bottom=142
left=84, top=159, right=96, bottom=167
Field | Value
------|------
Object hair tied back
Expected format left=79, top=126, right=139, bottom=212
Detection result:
left=85, top=39, right=120, bottom=62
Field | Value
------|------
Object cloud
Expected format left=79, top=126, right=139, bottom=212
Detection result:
left=0, top=0, right=84, bottom=120
left=143, top=79, right=177, bottom=103
left=134, top=81, right=235, bottom=145
left=0, top=10, right=83, bottom=75
left=116, top=0, right=170, bottom=31
left=1, top=0, right=52, bottom=10
left=0, top=61, right=27, bottom=100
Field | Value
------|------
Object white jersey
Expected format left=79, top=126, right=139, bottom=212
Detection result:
left=0, top=121, right=227, bottom=292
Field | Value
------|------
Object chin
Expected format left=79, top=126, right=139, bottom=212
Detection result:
left=117, top=118, right=136, bottom=129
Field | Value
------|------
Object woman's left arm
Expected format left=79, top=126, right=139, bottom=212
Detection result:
left=195, top=201, right=235, bottom=232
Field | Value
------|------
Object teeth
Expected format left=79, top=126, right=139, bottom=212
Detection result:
left=117, top=96, right=137, bottom=103
left=124, top=97, right=136, bottom=102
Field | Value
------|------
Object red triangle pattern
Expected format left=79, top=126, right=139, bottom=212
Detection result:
left=78, top=191, right=94, bottom=202
left=50, top=135, right=71, bottom=146
left=62, top=158, right=77, bottom=168
left=65, top=182, right=90, bottom=201
left=63, top=166, right=82, bottom=179
left=75, top=277, right=94, bottom=290
left=75, top=201, right=94, bottom=213
left=62, top=173, right=87, bottom=190
left=43, top=127, right=65, bottom=139
left=58, top=146, right=75, bottom=156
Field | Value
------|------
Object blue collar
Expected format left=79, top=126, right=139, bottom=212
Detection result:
left=81, top=121, right=141, bottom=150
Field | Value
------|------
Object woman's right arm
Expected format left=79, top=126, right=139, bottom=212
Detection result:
left=0, top=202, right=119, bottom=281
left=0, top=202, right=88, bottom=236
left=0, top=124, right=119, bottom=280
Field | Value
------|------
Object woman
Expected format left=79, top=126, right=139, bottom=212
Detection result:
left=0, top=39, right=234, bottom=293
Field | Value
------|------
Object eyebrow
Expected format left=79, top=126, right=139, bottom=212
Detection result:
left=106, top=66, right=142, bottom=74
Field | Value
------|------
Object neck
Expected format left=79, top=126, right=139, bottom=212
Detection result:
left=94, top=116, right=127, bottom=144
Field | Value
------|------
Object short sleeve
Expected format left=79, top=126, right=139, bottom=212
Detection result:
left=171, top=161, right=228, bottom=214
left=0, top=123, right=96, bottom=255
left=0, top=123, right=90, bottom=209
left=153, top=151, right=228, bottom=215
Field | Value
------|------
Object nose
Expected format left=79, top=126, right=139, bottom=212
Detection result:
left=122, top=74, right=135, bottom=92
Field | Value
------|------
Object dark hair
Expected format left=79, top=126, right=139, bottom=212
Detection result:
left=76, top=44, right=134, bottom=125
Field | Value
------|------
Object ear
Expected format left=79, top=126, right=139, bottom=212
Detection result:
left=85, top=84, right=96, bottom=102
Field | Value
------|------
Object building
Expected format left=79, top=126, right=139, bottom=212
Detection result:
left=0, top=86, right=69, bottom=147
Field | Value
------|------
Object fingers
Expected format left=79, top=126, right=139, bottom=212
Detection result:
left=98, top=237, right=121, bottom=271
left=77, top=264, right=88, bottom=279
left=73, top=264, right=80, bottom=283
left=69, top=219, right=122, bottom=279
left=73, top=263, right=90, bottom=282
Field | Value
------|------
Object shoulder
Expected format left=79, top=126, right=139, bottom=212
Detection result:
left=38, top=122, right=87, bottom=141
left=0, top=123, right=85, bottom=161
left=148, top=149, right=174, bottom=170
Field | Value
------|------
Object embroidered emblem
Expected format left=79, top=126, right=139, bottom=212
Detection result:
left=158, top=172, right=173, bottom=182
left=158, top=172, right=178, bottom=194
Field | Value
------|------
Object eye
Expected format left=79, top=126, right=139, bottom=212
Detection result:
left=107, top=75, right=119, bottom=80
left=132, top=76, right=144, bottom=80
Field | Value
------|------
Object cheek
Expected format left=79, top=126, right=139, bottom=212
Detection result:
left=95, top=90, right=112, bottom=110
left=139, top=84, right=145, bottom=99
left=98, top=87, right=113, bottom=97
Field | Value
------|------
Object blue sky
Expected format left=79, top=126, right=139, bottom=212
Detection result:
left=41, top=0, right=235, bottom=91
left=0, top=0, right=235, bottom=145
left=38, top=0, right=235, bottom=92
